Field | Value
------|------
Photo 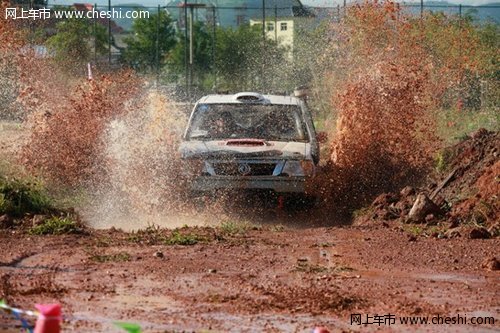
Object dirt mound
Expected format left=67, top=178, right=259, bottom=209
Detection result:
left=355, top=129, right=499, bottom=235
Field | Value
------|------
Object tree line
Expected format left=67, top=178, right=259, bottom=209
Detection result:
left=44, top=8, right=294, bottom=94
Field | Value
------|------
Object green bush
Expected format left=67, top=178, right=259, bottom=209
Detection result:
left=90, top=252, right=131, bottom=263
left=165, top=230, right=203, bottom=246
left=29, top=216, right=80, bottom=235
left=219, top=220, right=251, bottom=236
left=0, top=176, right=52, bottom=217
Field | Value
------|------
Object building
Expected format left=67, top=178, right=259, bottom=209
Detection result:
left=249, top=17, right=294, bottom=57
left=166, top=0, right=310, bottom=28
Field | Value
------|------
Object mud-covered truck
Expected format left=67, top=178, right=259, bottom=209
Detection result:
left=179, top=92, right=321, bottom=203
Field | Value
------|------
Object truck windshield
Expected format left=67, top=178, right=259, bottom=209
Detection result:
left=188, top=104, right=309, bottom=142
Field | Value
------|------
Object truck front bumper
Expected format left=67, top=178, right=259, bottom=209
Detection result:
left=190, top=176, right=306, bottom=193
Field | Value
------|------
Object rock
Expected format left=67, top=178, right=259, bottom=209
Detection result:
left=408, top=235, right=417, bottom=242
left=469, top=128, right=489, bottom=139
left=432, top=196, right=447, bottom=209
left=32, top=214, right=46, bottom=227
left=444, top=229, right=461, bottom=239
left=373, top=193, right=399, bottom=207
left=0, top=214, right=13, bottom=228
left=408, top=194, right=442, bottom=223
left=425, top=214, right=437, bottom=225
left=153, top=251, right=164, bottom=258
left=381, top=208, right=400, bottom=220
left=400, top=186, right=415, bottom=197
left=208, top=268, right=217, bottom=274
left=469, top=227, right=491, bottom=239
left=481, top=257, right=500, bottom=271
left=448, top=218, right=460, bottom=229
left=394, top=200, right=411, bottom=215
left=487, top=223, right=499, bottom=237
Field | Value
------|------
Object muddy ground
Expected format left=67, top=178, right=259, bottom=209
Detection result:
left=1, top=225, right=499, bottom=332
left=0, top=123, right=499, bottom=332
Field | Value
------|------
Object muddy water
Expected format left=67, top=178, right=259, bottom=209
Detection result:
left=81, top=91, right=200, bottom=230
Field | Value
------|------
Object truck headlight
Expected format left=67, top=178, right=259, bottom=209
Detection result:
left=281, top=160, right=315, bottom=177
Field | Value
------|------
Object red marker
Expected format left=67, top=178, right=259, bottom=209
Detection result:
left=313, top=327, right=331, bottom=333
left=34, top=304, right=62, bottom=333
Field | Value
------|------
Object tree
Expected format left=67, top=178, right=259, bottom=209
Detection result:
left=46, top=7, right=108, bottom=69
left=167, top=21, right=212, bottom=86
left=165, top=22, right=290, bottom=93
left=123, top=10, right=177, bottom=72
left=215, top=24, right=289, bottom=92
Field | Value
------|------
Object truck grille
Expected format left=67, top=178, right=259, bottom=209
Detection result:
left=212, top=162, right=276, bottom=176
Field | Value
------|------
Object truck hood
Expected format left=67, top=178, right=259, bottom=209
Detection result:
left=179, top=140, right=308, bottom=160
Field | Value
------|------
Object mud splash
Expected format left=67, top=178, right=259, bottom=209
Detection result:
left=83, top=91, right=221, bottom=229
left=21, top=73, right=141, bottom=186
left=313, top=0, right=486, bottom=214
left=18, top=66, right=231, bottom=229
left=10, top=0, right=494, bottom=228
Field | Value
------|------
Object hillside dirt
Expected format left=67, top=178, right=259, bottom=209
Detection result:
left=0, top=122, right=499, bottom=332
left=355, top=129, right=499, bottom=236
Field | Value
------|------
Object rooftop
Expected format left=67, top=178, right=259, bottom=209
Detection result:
left=197, top=93, right=300, bottom=105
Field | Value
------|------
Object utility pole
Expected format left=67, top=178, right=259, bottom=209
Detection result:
left=94, top=3, right=97, bottom=64
left=108, top=0, right=111, bottom=65
left=189, top=5, right=194, bottom=97
left=182, top=2, right=206, bottom=101
left=156, top=5, right=160, bottom=85
left=262, top=0, right=266, bottom=90
left=184, top=1, right=188, bottom=100
left=274, top=5, right=277, bottom=44
left=212, top=5, right=217, bottom=92
left=262, top=0, right=266, bottom=43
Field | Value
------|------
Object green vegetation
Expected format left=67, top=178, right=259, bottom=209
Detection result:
left=127, top=224, right=255, bottom=246
left=165, top=23, right=291, bottom=92
left=402, top=225, right=424, bottom=237
left=0, top=176, right=52, bottom=217
left=167, top=21, right=212, bottom=81
left=437, top=107, right=499, bottom=144
left=401, top=224, right=450, bottom=238
left=269, top=224, right=285, bottom=232
left=123, top=10, right=177, bottom=71
left=467, top=200, right=495, bottom=226
left=127, top=224, right=166, bottom=244
left=352, top=206, right=373, bottom=219
left=46, top=7, right=108, bottom=67
left=165, top=230, right=204, bottom=246
left=218, top=220, right=252, bottom=236
left=90, top=251, right=131, bottom=263
left=434, top=148, right=455, bottom=174
left=29, top=216, right=81, bottom=235
left=213, top=24, right=289, bottom=92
